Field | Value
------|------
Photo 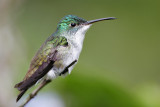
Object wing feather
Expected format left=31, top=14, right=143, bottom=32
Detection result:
left=15, top=35, right=68, bottom=102
left=15, top=35, right=68, bottom=95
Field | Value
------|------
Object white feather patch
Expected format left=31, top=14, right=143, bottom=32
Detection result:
left=47, top=69, right=57, bottom=80
left=46, top=25, right=91, bottom=79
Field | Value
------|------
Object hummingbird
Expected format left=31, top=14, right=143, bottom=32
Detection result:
left=15, top=15, right=116, bottom=102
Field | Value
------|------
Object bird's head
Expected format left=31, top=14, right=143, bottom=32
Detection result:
left=56, top=15, right=116, bottom=37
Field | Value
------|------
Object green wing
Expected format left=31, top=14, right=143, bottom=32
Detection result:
left=15, top=35, right=68, bottom=90
left=24, top=36, right=68, bottom=80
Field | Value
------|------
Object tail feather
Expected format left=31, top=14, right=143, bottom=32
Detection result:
left=16, top=90, right=27, bottom=102
left=14, top=81, right=24, bottom=90
left=15, top=81, right=27, bottom=102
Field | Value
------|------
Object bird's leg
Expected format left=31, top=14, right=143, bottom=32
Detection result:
left=20, top=79, right=51, bottom=107
left=59, top=60, right=77, bottom=76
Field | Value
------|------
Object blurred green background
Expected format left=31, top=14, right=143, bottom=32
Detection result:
left=0, top=0, right=160, bottom=107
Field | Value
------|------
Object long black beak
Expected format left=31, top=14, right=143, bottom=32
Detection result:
left=84, top=17, right=116, bottom=25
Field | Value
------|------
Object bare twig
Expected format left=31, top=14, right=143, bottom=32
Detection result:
left=59, top=60, right=77, bottom=75
left=20, top=79, right=51, bottom=107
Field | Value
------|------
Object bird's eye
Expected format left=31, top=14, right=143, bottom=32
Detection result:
left=70, top=23, right=76, bottom=27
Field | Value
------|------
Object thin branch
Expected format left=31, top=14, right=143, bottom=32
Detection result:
left=59, top=60, right=77, bottom=75
left=20, top=79, right=51, bottom=107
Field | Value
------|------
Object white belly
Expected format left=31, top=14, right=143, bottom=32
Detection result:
left=46, top=43, right=82, bottom=80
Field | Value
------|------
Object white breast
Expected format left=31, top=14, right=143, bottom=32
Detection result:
left=47, top=25, right=91, bottom=80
